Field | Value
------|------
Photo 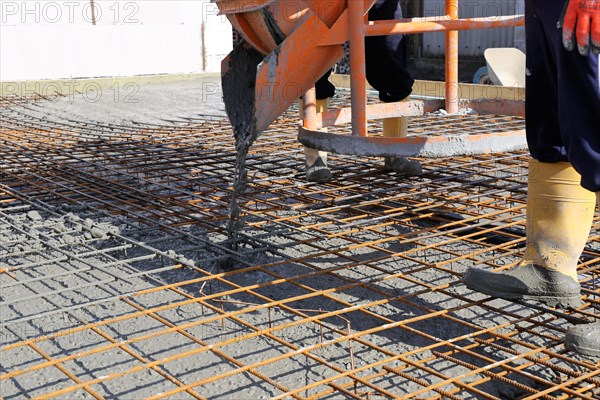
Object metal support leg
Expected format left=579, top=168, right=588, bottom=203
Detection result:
left=349, top=0, right=368, bottom=137
left=445, top=0, right=459, bottom=115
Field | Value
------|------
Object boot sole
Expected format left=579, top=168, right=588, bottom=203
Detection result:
left=306, top=170, right=332, bottom=183
left=465, top=280, right=582, bottom=309
left=564, top=342, right=600, bottom=357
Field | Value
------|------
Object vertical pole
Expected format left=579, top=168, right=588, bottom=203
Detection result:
left=349, top=0, right=367, bottom=137
left=90, top=0, right=97, bottom=25
left=201, top=23, right=207, bottom=72
left=302, top=87, right=318, bottom=131
left=445, top=0, right=459, bottom=114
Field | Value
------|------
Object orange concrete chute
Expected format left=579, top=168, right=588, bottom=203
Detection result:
left=217, top=1, right=348, bottom=55
left=218, top=0, right=352, bottom=141
left=219, top=0, right=527, bottom=158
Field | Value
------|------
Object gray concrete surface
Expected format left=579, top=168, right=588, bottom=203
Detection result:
left=12, top=75, right=227, bottom=125
left=1, top=78, right=592, bottom=399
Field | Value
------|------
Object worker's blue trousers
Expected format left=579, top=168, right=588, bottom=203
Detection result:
left=316, top=0, right=414, bottom=102
left=526, top=0, right=600, bottom=192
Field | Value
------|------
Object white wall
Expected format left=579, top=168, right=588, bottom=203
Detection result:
left=0, top=0, right=233, bottom=80
left=421, top=0, right=525, bottom=57
left=513, top=0, right=526, bottom=52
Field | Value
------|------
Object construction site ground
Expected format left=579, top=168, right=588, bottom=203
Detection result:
left=1, top=76, right=599, bottom=399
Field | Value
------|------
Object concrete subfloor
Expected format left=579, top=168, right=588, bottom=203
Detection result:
left=13, top=75, right=227, bottom=125
left=1, top=76, right=598, bottom=399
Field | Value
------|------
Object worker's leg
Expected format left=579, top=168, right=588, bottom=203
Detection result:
left=565, top=321, right=600, bottom=357
left=304, top=148, right=330, bottom=182
left=526, top=0, right=600, bottom=192
left=555, top=25, right=600, bottom=192
left=366, top=0, right=421, bottom=176
left=463, top=0, right=589, bottom=300
left=303, top=72, right=335, bottom=183
left=565, top=193, right=600, bottom=357
left=522, top=0, right=563, bottom=164
left=382, top=110, right=422, bottom=176
left=464, top=0, right=600, bottom=356
left=304, top=98, right=332, bottom=183
left=365, top=0, right=414, bottom=102
left=463, top=160, right=595, bottom=308
left=464, top=0, right=596, bottom=307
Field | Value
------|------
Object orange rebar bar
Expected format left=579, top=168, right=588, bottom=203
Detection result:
left=1, top=94, right=598, bottom=399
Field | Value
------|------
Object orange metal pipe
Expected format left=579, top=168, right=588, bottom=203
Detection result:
left=364, top=15, right=524, bottom=36
left=445, top=0, right=459, bottom=115
left=349, top=0, right=368, bottom=137
left=303, top=87, right=318, bottom=130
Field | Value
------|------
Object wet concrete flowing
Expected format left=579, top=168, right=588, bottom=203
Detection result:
left=221, top=43, right=265, bottom=260
left=226, top=141, right=250, bottom=253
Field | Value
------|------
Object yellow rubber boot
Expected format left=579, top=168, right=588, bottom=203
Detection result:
left=565, top=192, right=599, bottom=357
left=522, top=161, right=596, bottom=280
left=383, top=116, right=408, bottom=138
left=464, top=160, right=596, bottom=308
left=382, top=99, right=422, bottom=177
left=303, top=99, right=332, bottom=183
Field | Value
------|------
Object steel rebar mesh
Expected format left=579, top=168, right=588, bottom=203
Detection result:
left=1, top=94, right=599, bottom=399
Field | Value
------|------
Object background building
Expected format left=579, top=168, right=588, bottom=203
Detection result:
left=1, top=0, right=524, bottom=82
left=1, top=0, right=233, bottom=81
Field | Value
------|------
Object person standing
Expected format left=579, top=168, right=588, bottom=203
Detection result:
left=305, top=0, right=422, bottom=182
left=464, top=0, right=600, bottom=356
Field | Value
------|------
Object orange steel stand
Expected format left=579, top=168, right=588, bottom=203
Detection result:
left=446, top=0, right=459, bottom=115
left=299, top=0, right=526, bottom=157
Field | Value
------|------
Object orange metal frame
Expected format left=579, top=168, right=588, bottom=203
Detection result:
left=302, top=0, right=525, bottom=140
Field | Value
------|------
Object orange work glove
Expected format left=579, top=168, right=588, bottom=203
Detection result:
left=561, top=0, right=600, bottom=56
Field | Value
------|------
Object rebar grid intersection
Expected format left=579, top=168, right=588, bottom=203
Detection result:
left=1, top=96, right=599, bottom=399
